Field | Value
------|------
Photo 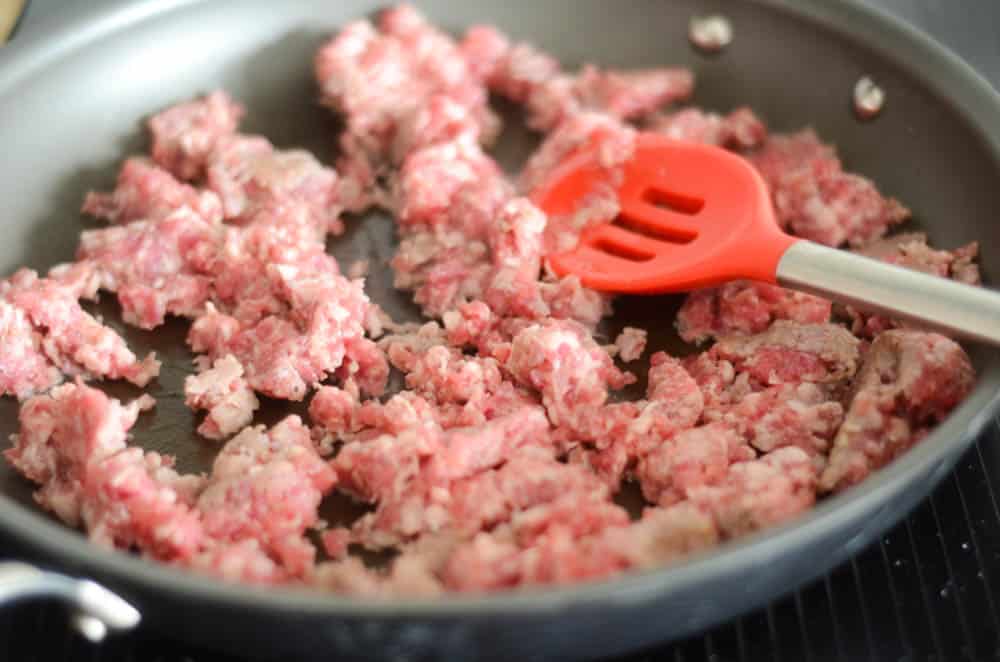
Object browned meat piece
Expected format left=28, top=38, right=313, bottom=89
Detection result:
left=820, top=330, right=975, bottom=492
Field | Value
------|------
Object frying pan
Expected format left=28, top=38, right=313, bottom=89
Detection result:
left=1, top=1, right=999, bottom=660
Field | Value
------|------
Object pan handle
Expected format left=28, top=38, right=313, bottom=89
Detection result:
left=0, top=561, right=140, bottom=642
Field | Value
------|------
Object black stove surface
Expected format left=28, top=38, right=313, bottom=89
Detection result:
left=3, top=1, right=1000, bottom=660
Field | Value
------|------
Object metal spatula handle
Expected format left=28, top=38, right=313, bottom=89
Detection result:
left=778, top=241, right=1000, bottom=345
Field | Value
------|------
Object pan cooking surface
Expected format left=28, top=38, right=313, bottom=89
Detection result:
left=0, top=0, right=996, bottom=570
left=0, top=1, right=999, bottom=659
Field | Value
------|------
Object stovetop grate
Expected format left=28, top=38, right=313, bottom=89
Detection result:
left=4, top=420, right=1000, bottom=662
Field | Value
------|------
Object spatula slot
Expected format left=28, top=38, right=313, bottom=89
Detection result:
left=593, top=239, right=655, bottom=262
left=612, top=214, right=696, bottom=244
left=642, top=187, right=705, bottom=215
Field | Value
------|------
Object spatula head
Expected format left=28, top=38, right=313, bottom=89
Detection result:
left=531, top=132, right=796, bottom=293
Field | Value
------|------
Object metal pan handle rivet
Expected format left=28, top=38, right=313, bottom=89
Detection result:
left=854, top=76, right=885, bottom=120
left=0, top=561, right=140, bottom=642
left=689, top=15, right=733, bottom=53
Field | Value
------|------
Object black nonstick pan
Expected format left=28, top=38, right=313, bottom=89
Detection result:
left=1, top=1, right=999, bottom=660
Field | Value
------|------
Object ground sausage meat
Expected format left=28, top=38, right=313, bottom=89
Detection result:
left=748, top=129, right=910, bottom=247
left=148, top=90, right=244, bottom=181
left=648, top=107, right=767, bottom=150
left=183, top=354, right=260, bottom=440
left=82, top=157, right=224, bottom=226
left=1, top=267, right=160, bottom=389
left=196, top=416, right=337, bottom=577
left=820, top=330, right=975, bottom=492
left=0, top=4, right=981, bottom=596
left=676, top=282, right=832, bottom=344
left=5, top=382, right=203, bottom=560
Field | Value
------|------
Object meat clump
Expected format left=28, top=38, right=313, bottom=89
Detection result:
left=184, top=355, right=260, bottom=440
left=749, top=129, right=909, bottom=247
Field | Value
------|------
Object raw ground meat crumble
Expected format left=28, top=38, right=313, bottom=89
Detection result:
left=1, top=5, right=980, bottom=596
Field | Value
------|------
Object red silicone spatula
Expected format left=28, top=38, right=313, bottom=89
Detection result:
left=531, top=132, right=1000, bottom=346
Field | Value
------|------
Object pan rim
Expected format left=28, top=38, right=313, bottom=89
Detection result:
left=1, top=0, right=999, bottom=618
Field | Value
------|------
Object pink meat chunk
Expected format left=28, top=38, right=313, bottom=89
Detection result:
left=636, top=423, right=754, bottom=506
left=440, top=504, right=645, bottom=591
left=683, top=322, right=861, bottom=427
left=337, top=336, right=390, bottom=398
left=78, top=206, right=221, bottom=329
left=314, top=5, right=497, bottom=210
left=196, top=416, right=337, bottom=576
left=521, top=113, right=639, bottom=264
left=511, top=497, right=631, bottom=551
left=336, top=409, right=554, bottom=547
left=5, top=381, right=142, bottom=524
left=188, top=539, right=288, bottom=585
left=856, top=232, right=980, bottom=283
left=0, top=301, right=62, bottom=399
left=389, top=141, right=604, bottom=326
left=441, top=499, right=718, bottom=592
left=81, top=446, right=206, bottom=560
left=321, top=527, right=353, bottom=560
left=648, top=107, right=768, bottom=150
left=506, top=319, right=631, bottom=428
left=402, top=345, right=503, bottom=407
left=708, top=321, right=861, bottom=390
left=336, top=405, right=550, bottom=499
left=749, top=129, right=909, bottom=247
left=332, top=427, right=436, bottom=507
left=332, top=375, right=536, bottom=444
left=459, top=25, right=511, bottom=81
left=538, top=274, right=610, bottom=329
left=389, top=139, right=511, bottom=317
left=718, top=383, right=843, bottom=465
left=602, top=502, right=720, bottom=570
left=205, top=134, right=343, bottom=235
left=571, top=66, right=695, bottom=123
left=394, top=135, right=506, bottom=229
left=484, top=35, right=693, bottom=131
left=482, top=198, right=549, bottom=318
left=567, top=440, right=631, bottom=492
left=318, top=8, right=615, bottom=328
left=520, top=111, right=636, bottom=199
left=422, top=406, right=552, bottom=483
left=6, top=382, right=204, bottom=559
left=309, top=384, right=362, bottom=443
left=847, top=233, right=981, bottom=337
left=564, top=353, right=705, bottom=491
left=184, top=355, right=260, bottom=440
left=148, top=90, right=244, bottom=180
left=2, top=268, right=160, bottom=386
left=189, top=255, right=372, bottom=401
left=612, top=327, right=647, bottom=362
left=820, top=330, right=974, bottom=492
left=314, top=544, right=449, bottom=597
left=391, top=227, right=493, bottom=317
left=206, top=224, right=325, bottom=327
left=82, top=157, right=223, bottom=225
left=676, top=281, right=832, bottom=344
left=634, top=353, right=706, bottom=446
left=391, top=94, right=492, bottom=165
left=688, top=446, right=818, bottom=538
